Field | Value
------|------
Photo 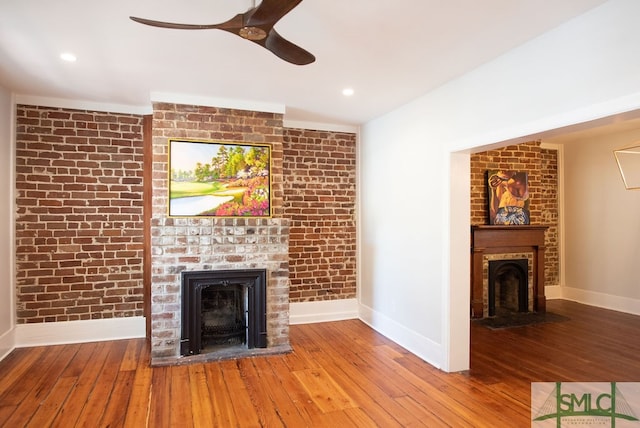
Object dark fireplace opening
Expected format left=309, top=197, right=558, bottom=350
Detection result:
left=181, top=269, right=267, bottom=357
left=488, top=259, right=528, bottom=317
left=201, top=285, right=246, bottom=351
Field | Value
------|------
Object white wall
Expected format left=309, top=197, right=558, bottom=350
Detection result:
left=0, top=84, right=15, bottom=359
left=560, top=128, right=640, bottom=312
left=359, top=0, right=640, bottom=371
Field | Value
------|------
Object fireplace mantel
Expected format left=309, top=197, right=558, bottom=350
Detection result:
left=471, top=225, right=548, bottom=318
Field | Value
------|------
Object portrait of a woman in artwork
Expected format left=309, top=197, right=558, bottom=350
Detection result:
left=487, top=170, right=530, bottom=225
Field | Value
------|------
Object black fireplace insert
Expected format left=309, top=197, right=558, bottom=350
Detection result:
left=180, top=269, right=267, bottom=356
left=488, top=259, right=528, bottom=317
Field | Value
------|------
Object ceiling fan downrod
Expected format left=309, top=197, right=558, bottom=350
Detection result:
left=240, top=0, right=267, bottom=40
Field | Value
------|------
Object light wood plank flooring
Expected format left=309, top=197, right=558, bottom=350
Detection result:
left=0, top=299, right=639, bottom=427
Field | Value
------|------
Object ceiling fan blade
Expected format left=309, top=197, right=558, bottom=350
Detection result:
left=129, top=15, right=243, bottom=31
left=247, top=0, right=303, bottom=26
left=130, top=0, right=315, bottom=65
left=260, top=28, right=315, bottom=65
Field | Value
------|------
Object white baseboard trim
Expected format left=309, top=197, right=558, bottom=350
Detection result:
left=15, top=317, right=146, bottom=348
left=0, top=327, right=15, bottom=361
left=559, top=287, right=640, bottom=316
left=358, top=303, right=443, bottom=370
left=289, top=299, right=359, bottom=325
left=545, top=285, right=563, bottom=300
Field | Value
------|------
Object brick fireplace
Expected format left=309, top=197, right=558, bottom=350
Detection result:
left=469, top=141, right=558, bottom=319
left=149, top=103, right=290, bottom=365
left=470, top=225, right=547, bottom=318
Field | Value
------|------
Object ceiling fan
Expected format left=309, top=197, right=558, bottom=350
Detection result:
left=130, top=0, right=315, bottom=65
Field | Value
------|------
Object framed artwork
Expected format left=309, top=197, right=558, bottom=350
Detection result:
left=614, top=144, right=640, bottom=190
left=487, top=170, right=530, bottom=225
left=168, top=139, right=271, bottom=217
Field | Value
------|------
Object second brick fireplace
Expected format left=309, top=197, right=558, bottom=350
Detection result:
left=471, top=225, right=548, bottom=318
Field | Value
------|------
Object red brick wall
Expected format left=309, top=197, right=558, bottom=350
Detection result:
left=15, top=105, right=145, bottom=323
left=470, top=141, right=542, bottom=225
left=470, top=141, right=559, bottom=286
left=540, top=147, right=559, bottom=286
left=151, top=103, right=285, bottom=217
left=283, top=128, right=357, bottom=302
left=14, top=103, right=358, bottom=335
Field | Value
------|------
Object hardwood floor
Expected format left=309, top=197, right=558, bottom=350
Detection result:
left=1, top=299, right=639, bottom=427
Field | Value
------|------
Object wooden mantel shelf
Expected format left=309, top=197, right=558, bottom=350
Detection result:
left=471, top=225, right=549, bottom=230
left=470, top=225, right=549, bottom=318
left=471, top=225, right=549, bottom=251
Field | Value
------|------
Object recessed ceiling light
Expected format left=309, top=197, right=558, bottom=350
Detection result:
left=60, top=52, right=77, bottom=62
left=342, top=88, right=354, bottom=97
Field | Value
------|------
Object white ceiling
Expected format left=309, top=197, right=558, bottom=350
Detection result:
left=0, top=0, right=608, bottom=126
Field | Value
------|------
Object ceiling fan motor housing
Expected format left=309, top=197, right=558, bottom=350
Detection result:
left=239, top=26, right=267, bottom=40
